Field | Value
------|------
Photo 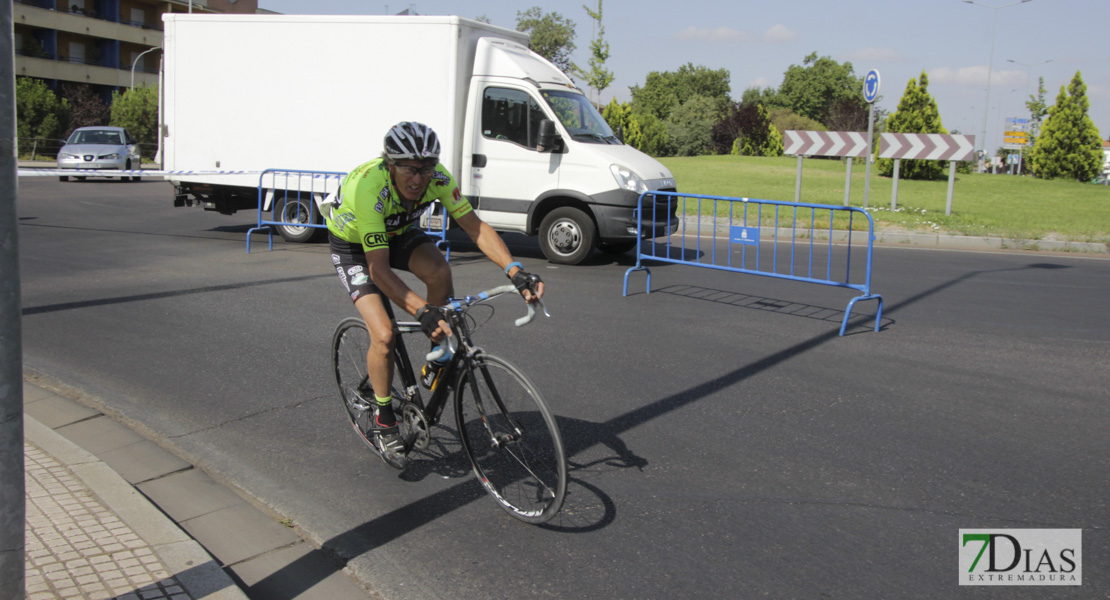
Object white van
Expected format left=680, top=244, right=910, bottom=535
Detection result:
left=162, top=14, right=677, bottom=264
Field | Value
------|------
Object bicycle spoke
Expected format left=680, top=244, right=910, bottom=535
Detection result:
left=456, top=354, right=566, bottom=523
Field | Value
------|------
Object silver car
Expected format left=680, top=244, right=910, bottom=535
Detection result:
left=57, top=126, right=143, bottom=182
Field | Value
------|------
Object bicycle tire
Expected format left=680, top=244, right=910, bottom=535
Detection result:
left=331, top=317, right=415, bottom=466
left=455, top=353, right=567, bottom=524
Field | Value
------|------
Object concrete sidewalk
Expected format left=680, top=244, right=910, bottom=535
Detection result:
left=23, top=382, right=374, bottom=600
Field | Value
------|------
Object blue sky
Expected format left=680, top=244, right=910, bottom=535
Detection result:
left=257, top=0, right=1110, bottom=154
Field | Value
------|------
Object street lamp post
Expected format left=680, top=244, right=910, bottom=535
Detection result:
left=1006, top=58, right=1051, bottom=175
left=1007, top=58, right=1053, bottom=100
left=962, top=0, right=1033, bottom=172
left=130, top=46, right=162, bottom=89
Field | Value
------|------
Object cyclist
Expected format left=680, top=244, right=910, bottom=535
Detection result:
left=326, top=121, right=544, bottom=463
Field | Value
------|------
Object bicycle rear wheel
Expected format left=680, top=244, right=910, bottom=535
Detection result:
left=455, top=353, right=567, bottom=524
left=331, top=317, right=419, bottom=464
left=332, top=317, right=379, bottom=451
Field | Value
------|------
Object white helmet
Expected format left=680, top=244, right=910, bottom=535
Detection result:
left=384, top=121, right=441, bottom=161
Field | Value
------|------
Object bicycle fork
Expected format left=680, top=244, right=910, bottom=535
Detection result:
left=466, top=361, right=525, bottom=447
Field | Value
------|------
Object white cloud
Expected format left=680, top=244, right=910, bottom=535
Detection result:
left=673, top=24, right=797, bottom=43
left=749, top=77, right=775, bottom=89
left=928, top=66, right=1026, bottom=87
left=674, top=25, right=753, bottom=42
left=762, top=25, right=798, bottom=43
left=1086, top=83, right=1110, bottom=101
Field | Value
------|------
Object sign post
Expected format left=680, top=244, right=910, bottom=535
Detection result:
left=878, top=133, right=975, bottom=215
left=862, top=69, right=880, bottom=208
left=784, top=131, right=869, bottom=205
left=1004, top=117, right=1030, bottom=174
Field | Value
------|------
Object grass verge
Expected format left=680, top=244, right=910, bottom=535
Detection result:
left=659, top=155, right=1110, bottom=243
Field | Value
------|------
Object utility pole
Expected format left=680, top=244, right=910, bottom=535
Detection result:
left=0, top=1, right=26, bottom=597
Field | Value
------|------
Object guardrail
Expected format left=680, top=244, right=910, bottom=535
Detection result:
left=623, top=191, right=883, bottom=336
left=246, top=169, right=452, bottom=258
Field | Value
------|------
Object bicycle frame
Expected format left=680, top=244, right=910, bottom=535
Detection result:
left=388, top=286, right=540, bottom=429
left=390, top=314, right=467, bottom=427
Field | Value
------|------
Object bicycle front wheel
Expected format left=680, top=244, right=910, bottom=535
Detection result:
left=455, top=353, right=567, bottom=524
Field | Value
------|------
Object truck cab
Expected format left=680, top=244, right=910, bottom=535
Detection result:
left=464, top=38, right=677, bottom=264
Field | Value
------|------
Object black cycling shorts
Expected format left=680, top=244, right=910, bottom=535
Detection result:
left=328, top=228, right=434, bottom=302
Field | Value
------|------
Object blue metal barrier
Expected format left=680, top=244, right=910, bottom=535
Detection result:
left=247, top=169, right=343, bottom=253
left=623, top=192, right=883, bottom=336
left=246, top=168, right=451, bottom=259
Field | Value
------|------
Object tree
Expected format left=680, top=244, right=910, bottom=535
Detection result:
left=602, top=99, right=651, bottom=152
left=878, top=71, right=948, bottom=180
left=581, top=1, right=613, bottom=105
left=766, top=107, right=825, bottom=135
left=111, top=86, right=159, bottom=159
left=711, top=102, right=782, bottom=156
left=630, top=63, right=730, bottom=122
left=15, top=77, right=69, bottom=142
left=665, top=95, right=718, bottom=156
left=1031, top=71, right=1104, bottom=181
left=515, top=7, right=578, bottom=75
left=60, top=83, right=111, bottom=135
left=635, top=112, right=673, bottom=157
left=772, top=52, right=865, bottom=127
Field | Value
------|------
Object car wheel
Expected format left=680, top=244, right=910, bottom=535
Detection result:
left=538, top=207, right=595, bottom=265
left=275, top=195, right=325, bottom=243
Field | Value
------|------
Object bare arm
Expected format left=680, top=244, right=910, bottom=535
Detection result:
left=455, top=212, right=545, bottom=301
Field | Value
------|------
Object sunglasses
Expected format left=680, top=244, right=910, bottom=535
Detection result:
left=393, top=163, right=437, bottom=178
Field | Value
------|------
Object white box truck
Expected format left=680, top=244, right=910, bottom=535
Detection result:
left=162, top=14, right=678, bottom=264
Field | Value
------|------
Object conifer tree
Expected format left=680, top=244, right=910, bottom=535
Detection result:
left=878, top=71, right=947, bottom=180
left=582, top=1, right=614, bottom=105
left=1031, top=71, right=1104, bottom=181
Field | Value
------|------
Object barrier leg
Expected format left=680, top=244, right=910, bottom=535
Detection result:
left=840, top=294, right=884, bottom=336
left=245, top=226, right=274, bottom=254
left=622, top=265, right=651, bottom=296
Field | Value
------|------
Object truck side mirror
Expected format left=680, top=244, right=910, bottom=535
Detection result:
left=537, top=119, right=560, bottom=153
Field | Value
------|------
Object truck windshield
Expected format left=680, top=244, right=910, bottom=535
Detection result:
left=540, top=90, right=621, bottom=145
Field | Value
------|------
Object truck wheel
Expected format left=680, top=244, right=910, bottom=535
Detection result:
left=275, top=195, right=324, bottom=243
left=539, top=207, right=595, bottom=265
left=58, top=176, right=69, bottom=182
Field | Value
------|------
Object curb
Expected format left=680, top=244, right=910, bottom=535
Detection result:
left=24, top=415, right=249, bottom=600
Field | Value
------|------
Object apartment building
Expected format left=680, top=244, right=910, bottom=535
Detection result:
left=13, top=0, right=261, bottom=93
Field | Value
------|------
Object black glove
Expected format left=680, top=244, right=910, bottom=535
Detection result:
left=510, top=269, right=542, bottom=296
left=415, top=305, right=446, bottom=338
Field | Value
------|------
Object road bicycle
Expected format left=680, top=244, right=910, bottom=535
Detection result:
left=331, top=284, right=567, bottom=524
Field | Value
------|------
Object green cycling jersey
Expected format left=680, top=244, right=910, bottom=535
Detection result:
left=326, top=158, right=474, bottom=252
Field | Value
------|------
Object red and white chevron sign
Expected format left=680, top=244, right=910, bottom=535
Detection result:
left=879, top=133, right=975, bottom=161
left=783, top=130, right=869, bottom=157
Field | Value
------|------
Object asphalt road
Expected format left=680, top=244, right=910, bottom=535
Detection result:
left=17, top=177, right=1109, bottom=599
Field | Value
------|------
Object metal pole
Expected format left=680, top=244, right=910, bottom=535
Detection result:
left=130, top=46, right=161, bottom=89
left=794, top=155, right=804, bottom=203
left=963, top=0, right=1035, bottom=171
left=946, top=161, right=958, bottom=215
left=0, top=0, right=26, bottom=597
left=978, top=8, right=999, bottom=172
left=844, top=157, right=853, bottom=206
left=863, top=102, right=875, bottom=208
left=891, top=159, right=900, bottom=210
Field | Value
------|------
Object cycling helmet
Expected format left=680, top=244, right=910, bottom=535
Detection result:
left=384, top=121, right=441, bottom=161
